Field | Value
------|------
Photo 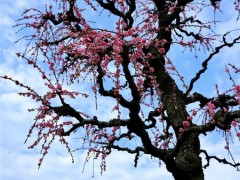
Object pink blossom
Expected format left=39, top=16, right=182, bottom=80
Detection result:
left=225, top=67, right=229, bottom=73
left=168, top=66, right=175, bottom=70
left=49, top=62, right=54, bottom=70
left=149, top=67, right=154, bottom=72
left=192, top=110, right=197, bottom=116
left=231, top=121, right=238, bottom=127
left=183, top=121, right=190, bottom=127
left=141, top=38, right=146, bottom=44
left=207, top=102, right=215, bottom=116
left=28, top=60, right=34, bottom=64
left=48, top=84, right=55, bottom=90
left=63, top=121, right=72, bottom=125
left=115, top=55, right=123, bottom=63
left=137, top=78, right=144, bottom=85
left=112, top=105, right=118, bottom=111
left=108, top=135, right=114, bottom=142
left=179, top=40, right=187, bottom=46
left=39, top=158, right=43, bottom=163
left=124, top=29, right=134, bottom=37
left=120, top=20, right=126, bottom=28
left=129, top=37, right=139, bottom=44
left=159, top=47, right=166, bottom=54
left=146, top=53, right=152, bottom=58
left=235, top=85, right=240, bottom=92
left=43, top=146, right=49, bottom=151
left=102, top=60, right=109, bottom=68
left=179, top=128, right=184, bottom=134
left=112, top=126, right=118, bottom=133
left=114, top=89, right=119, bottom=95
left=224, top=145, right=229, bottom=150
left=120, top=5, right=127, bottom=12
left=91, top=86, right=96, bottom=91
left=48, top=93, right=56, bottom=99
left=102, top=153, right=107, bottom=159
left=56, top=83, right=62, bottom=90
left=237, top=132, right=240, bottom=137
left=169, top=7, right=174, bottom=13
left=42, top=74, right=46, bottom=79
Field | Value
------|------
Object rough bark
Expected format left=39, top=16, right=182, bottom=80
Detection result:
left=149, top=55, right=204, bottom=179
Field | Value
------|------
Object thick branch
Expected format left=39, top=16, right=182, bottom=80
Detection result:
left=96, top=0, right=135, bottom=29
left=121, top=48, right=141, bottom=110
left=214, top=110, right=240, bottom=130
left=185, top=92, right=213, bottom=107
left=62, top=117, right=129, bottom=136
left=144, top=109, right=160, bottom=129
left=110, top=144, right=147, bottom=154
left=187, top=110, right=240, bottom=135
left=124, top=0, right=136, bottom=29
left=96, top=62, right=131, bottom=108
left=50, top=103, right=84, bottom=122
left=96, top=0, right=124, bottom=17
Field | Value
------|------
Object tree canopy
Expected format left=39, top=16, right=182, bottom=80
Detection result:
left=1, top=0, right=240, bottom=179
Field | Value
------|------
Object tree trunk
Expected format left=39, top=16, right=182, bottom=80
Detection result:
left=147, top=34, right=205, bottom=179
left=166, top=134, right=204, bottom=180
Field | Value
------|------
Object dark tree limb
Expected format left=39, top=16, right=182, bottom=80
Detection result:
left=112, top=132, right=134, bottom=142
left=184, top=109, right=240, bottom=135
left=96, top=61, right=131, bottom=109
left=50, top=103, right=84, bottom=122
left=124, top=0, right=136, bottom=29
left=144, top=109, right=160, bottom=129
left=214, top=109, right=240, bottom=130
left=109, top=144, right=147, bottom=154
left=121, top=48, right=141, bottom=109
left=62, top=117, right=129, bottom=136
left=186, top=92, right=239, bottom=110
left=200, top=149, right=240, bottom=170
left=175, top=27, right=202, bottom=41
left=186, top=34, right=240, bottom=95
left=96, top=0, right=124, bottom=17
left=96, top=0, right=135, bottom=29
left=185, top=92, right=213, bottom=107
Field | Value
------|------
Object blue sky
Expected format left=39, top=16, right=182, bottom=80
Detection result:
left=0, top=0, right=240, bottom=180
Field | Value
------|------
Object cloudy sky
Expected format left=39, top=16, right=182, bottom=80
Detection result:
left=0, top=0, right=240, bottom=180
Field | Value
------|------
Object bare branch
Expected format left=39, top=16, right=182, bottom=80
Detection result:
left=96, top=62, right=131, bottom=109
left=185, top=92, right=213, bottom=107
left=200, top=149, right=240, bottom=170
left=186, top=34, right=240, bottom=94
left=62, top=117, right=129, bottom=136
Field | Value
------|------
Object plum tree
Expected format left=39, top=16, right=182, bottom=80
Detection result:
left=1, top=0, right=240, bottom=179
